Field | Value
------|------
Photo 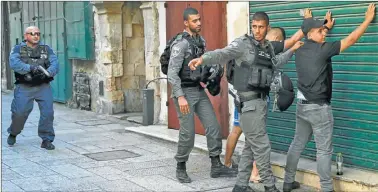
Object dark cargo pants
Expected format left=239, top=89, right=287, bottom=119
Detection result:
left=173, top=87, right=222, bottom=162
left=236, top=98, right=276, bottom=187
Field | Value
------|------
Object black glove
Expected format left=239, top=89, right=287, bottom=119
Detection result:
left=30, top=65, right=39, bottom=74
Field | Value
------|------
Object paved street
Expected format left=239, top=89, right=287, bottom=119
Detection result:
left=1, top=91, right=317, bottom=192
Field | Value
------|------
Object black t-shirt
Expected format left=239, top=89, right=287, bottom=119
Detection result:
left=256, top=41, right=284, bottom=67
left=295, top=39, right=341, bottom=102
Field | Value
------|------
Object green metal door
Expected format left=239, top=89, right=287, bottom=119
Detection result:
left=249, top=1, right=378, bottom=171
left=21, top=1, right=72, bottom=103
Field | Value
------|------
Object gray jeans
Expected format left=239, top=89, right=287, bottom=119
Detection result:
left=284, top=101, right=334, bottom=191
left=236, top=98, right=276, bottom=187
left=173, top=87, right=222, bottom=162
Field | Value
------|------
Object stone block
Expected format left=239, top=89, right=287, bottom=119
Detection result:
left=122, top=75, right=139, bottom=89
left=126, top=37, right=144, bottom=50
left=132, top=24, right=144, bottom=37
left=124, top=89, right=143, bottom=112
left=129, top=50, right=145, bottom=69
left=139, top=76, right=146, bottom=89
left=107, top=14, right=122, bottom=24
left=135, top=61, right=146, bottom=76
left=100, top=50, right=112, bottom=64
left=111, top=90, right=124, bottom=102
left=112, top=63, right=123, bottom=77
left=131, top=10, right=144, bottom=25
left=106, top=77, right=116, bottom=91
left=124, top=24, right=133, bottom=38
left=115, top=77, right=122, bottom=90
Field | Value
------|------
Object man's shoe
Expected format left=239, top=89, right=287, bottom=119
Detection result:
left=283, top=181, right=300, bottom=192
left=176, top=162, right=192, bottom=183
left=264, top=185, right=281, bottom=192
left=210, top=156, right=238, bottom=178
left=41, top=140, right=55, bottom=150
left=232, top=185, right=256, bottom=192
left=7, top=134, right=16, bottom=146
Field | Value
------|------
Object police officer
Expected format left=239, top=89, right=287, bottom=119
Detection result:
left=224, top=27, right=300, bottom=184
left=7, top=26, right=59, bottom=150
left=167, top=8, right=237, bottom=183
left=283, top=4, right=375, bottom=192
left=188, top=12, right=305, bottom=192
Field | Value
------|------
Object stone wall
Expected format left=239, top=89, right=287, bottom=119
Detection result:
left=122, top=1, right=145, bottom=112
left=70, top=1, right=146, bottom=115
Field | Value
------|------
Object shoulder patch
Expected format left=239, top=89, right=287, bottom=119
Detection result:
left=228, top=41, right=239, bottom=48
left=171, top=45, right=181, bottom=58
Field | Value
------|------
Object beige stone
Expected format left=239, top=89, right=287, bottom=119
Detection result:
left=100, top=50, right=112, bottom=64
left=105, top=77, right=116, bottom=91
left=124, top=24, right=133, bottom=38
left=112, top=63, right=124, bottom=77
left=122, top=75, right=139, bottom=89
left=126, top=37, right=144, bottom=50
left=134, top=60, right=145, bottom=76
left=104, top=2, right=124, bottom=14
left=133, top=24, right=144, bottom=37
left=111, top=90, right=124, bottom=102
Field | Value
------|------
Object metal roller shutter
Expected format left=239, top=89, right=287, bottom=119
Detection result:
left=249, top=1, right=378, bottom=171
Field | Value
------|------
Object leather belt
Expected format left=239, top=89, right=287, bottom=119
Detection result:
left=238, top=91, right=267, bottom=102
left=298, top=99, right=329, bottom=105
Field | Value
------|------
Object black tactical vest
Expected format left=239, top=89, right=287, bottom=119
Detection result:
left=177, top=33, right=206, bottom=87
left=228, top=34, right=276, bottom=93
left=15, top=45, right=53, bottom=85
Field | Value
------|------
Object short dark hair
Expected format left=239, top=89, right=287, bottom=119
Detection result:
left=252, top=11, right=269, bottom=25
left=278, top=27, right=286, bottom=40
left=183, top=7, right=199, bottom=21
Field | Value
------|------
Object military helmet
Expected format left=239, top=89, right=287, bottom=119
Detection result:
left=272, top=71, right=294, bottom=111
left=201, top=64, right=224, bottom=96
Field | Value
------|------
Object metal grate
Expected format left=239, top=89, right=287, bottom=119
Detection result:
left=84, top=150, right=141, bottom=161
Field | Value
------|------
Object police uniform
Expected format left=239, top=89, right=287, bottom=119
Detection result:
left=200, top=34, right=292, bottom=191
left=167, top=31, right=237, bottom=183
left=7, top=41, right=59, bottom=150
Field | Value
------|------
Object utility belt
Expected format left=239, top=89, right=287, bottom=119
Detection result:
left=231, top=90, right=268, bottom=113
left=298, top=99, right=330, bottom=106
left=181, top=82, right=201, bottom=88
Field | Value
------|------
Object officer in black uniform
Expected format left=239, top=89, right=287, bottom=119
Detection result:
left=167, top=7, right=237, bottom=183
left=7, top=26, right=59, bottom=150
left=188, top=12, right=306, bottom=192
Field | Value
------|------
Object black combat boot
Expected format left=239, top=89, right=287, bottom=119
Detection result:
left=264, top=185, right=281, bottom=192
left=7, top=134, right=16, bottom=146
left=176, top=162, right=192, bottom=183
left=283, top=181, right=300, bottom=192
left=232, top=185, right=256, bottom=192
left=210, top=155, right=238, bottom=178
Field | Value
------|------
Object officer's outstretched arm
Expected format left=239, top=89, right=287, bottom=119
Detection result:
left=274, top=41, right=304, bottom=69
left=167, top=40, right=188, bottom=98
left=284, top=29, right=305, bottom=50
left=201, top=37, right=246, bottom=66
left=46, top=45, right=59, bottom=77
left=9, top=45, right=32, bottom=75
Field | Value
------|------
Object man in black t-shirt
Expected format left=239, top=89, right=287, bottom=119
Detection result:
left=283, top=4, right=376, bottom=192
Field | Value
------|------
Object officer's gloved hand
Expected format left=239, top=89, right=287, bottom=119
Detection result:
left=30, top=65, right=39, bottom=74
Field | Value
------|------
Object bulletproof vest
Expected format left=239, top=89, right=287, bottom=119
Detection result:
left=178, top=33, right=206, bottom=87
left=15, top=45, right=53, bottom=85
left=227, top=34, right=277, bottom=93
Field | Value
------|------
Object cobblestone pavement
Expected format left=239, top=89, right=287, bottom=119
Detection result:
left=1, top=91, right=317, bottom=192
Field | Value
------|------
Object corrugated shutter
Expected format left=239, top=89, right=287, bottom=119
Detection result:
left=249, top=1, right=378, bottom=171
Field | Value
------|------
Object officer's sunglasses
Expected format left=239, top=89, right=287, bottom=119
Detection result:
left=27, top=32, right=41, bottom=36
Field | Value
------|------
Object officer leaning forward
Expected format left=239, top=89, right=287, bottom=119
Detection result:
left=188, top=12, right=305, bottom=192
left=167, top=7, right=238, bottom=183
left=7, top=26, right=59, bottom=150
